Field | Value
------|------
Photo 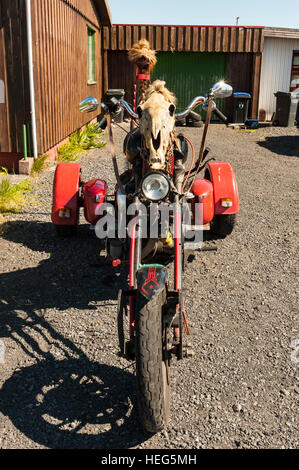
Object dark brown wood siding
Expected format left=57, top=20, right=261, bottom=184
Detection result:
left=107, top=51, right=135, bottom=105
left=31, top=0, right=103, bottom=154
left=103, top=25, right=264, bottom=53
left=226, top=53, right=254, bottom=119
left=0, top=0, right=30, bottom=153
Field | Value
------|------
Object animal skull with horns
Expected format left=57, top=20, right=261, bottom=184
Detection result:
left=137, top=80, right=177, bottom=171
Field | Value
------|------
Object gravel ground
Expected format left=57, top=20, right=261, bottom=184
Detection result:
left=0, top=122, right=298, bottom=449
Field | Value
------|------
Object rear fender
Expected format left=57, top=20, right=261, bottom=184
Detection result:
left=206, top=162, right=239, bottom=215
left=52, top=163, right=82, bottom=225
left=136, top=265, right=168, bottom=301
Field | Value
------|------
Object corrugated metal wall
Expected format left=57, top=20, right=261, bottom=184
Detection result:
left=259, top=37, right=299, bottom=120
left=31, top=0, right=103, bottom=154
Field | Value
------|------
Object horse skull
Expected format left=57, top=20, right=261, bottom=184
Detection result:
left=138, top=91, right=176, bottom=170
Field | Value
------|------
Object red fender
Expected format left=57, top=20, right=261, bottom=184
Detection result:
left=51, top=162, right=82, bottom=225
left=192, top=179, right=214, bottom=224
left=83, top=179, right=107, bottom=225
left=206, top=162, right=239, bottom=215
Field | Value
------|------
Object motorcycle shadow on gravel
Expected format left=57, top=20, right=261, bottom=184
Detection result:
left=257, top=135, right=299, bottom=157
left=0, top=220, right=151, bottom=448
left=0, top=358, right=148, bottom=449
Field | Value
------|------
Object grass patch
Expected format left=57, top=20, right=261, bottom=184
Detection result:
left=0, top=176, right=36, bottom=214
left=57, top=122, right=106, bottom=162
left=31, top=154, right=49, bottom=176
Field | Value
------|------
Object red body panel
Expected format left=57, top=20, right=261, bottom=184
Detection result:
left=52, top=163, right=81, bottom=225
left=192, top=179, right=215, bottom=224
left=83, top=179, right=107, bottom=225
left=206, top=162, right=239, bottom=215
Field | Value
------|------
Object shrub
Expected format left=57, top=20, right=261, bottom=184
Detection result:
left=57, top=122, right=106, bottom=162
left=0, top=176, right=35, bottom=214
left=31, top=154, right=49, bottom=176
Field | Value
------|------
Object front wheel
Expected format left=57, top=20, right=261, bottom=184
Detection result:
left=135, top=291, right=170, bottom=433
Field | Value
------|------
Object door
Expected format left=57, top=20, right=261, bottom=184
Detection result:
left=152, top=51, right=228, bottom=117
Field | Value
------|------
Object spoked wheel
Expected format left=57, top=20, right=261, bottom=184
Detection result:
left=135, top=290, right=170, bottom=433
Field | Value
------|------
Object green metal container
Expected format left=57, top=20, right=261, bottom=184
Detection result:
left=152, top=51, right=228, bottom=119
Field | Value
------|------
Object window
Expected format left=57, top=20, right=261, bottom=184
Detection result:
left=87, top=26, right=96, bottom=84
left=290, top=51, right=299, bottom=91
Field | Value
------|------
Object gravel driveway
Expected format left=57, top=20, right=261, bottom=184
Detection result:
left=0, top=123, right=298, bottom=449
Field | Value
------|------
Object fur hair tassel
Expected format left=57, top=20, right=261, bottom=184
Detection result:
left=145, top=80, right=177, bottom=104
left=128, top=39, right=157, bottom=70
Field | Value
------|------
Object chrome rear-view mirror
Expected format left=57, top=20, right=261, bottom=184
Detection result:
left=79, top=96, right=99, bottom=113
left=211, top=81, right=233, bottom=98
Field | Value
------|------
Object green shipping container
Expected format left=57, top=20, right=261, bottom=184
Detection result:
left=152, top=51, right=228, bottom=118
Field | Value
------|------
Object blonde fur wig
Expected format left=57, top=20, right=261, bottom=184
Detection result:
left=128, top=39, right=157, bottom=70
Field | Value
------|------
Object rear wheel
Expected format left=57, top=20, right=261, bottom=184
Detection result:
left=135, top=290, right=170, bottom=433
left=211, top=214, right=236, bottom=238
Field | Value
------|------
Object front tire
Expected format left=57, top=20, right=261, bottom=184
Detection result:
left=135, top=291, right=170, bottom=433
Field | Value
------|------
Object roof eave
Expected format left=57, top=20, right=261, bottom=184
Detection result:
left=93, top=0, right=112, bottom=26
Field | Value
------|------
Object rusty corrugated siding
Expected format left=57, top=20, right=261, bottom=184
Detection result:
left=103, top=25, right=264, bottom=53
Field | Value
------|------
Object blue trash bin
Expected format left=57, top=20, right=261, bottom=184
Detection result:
left=232, top=92, right=251, bottom=123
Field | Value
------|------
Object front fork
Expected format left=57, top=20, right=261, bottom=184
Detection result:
left=129, top=199, right=142, bottom=338
left=128, top=196, right=190, bottom=360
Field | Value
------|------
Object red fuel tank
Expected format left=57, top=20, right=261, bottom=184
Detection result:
left=192, top=179, right=214, bottom=224
left=83, top=179, right=107, bottom=225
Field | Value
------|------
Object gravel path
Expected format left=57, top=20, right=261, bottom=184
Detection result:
left=0, top=123, right=298, bottom=449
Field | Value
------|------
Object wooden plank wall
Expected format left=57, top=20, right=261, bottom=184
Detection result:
left=103, top=25, right=264, bottom=53
left=31, top=0, right=103, bottom=154
left=63, top=0, right=101, bottom=29
left=0, top=0, right=30, bottom=153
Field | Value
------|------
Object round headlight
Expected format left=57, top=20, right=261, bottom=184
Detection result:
left=141, top=173, right=170, bottom=201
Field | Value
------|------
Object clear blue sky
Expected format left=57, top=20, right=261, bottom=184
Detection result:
left=108, top=0, right=297, bottom=29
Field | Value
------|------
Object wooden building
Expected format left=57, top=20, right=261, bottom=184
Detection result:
left=258, top=27, right=299, bottom=120
left=0, top=0, right=111, bottom=163
left=102, top=24, right=264, bottom=120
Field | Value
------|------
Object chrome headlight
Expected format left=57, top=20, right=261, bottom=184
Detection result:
left=141, top=173, right=170, bottom=201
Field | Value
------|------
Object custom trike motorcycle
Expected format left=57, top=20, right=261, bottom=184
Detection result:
left=51, top=79, right=239, bottom=433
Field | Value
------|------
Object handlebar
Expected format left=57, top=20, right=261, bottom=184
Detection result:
left=118, top=97, right=207, bottom=120
left=94, top=97, right=226, bottom=129
left=175, top=96, right=206, bottom=119
left=213, top=107, right=228, bottom=123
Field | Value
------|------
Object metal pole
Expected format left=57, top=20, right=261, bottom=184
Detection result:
left=22, top=124, right=28, bottom=160
left=25, top=0, right=38, bottom=159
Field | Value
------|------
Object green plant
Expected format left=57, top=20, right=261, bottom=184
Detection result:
left=0, top=176, right=35, bottom=213
left=57, top=122, right=106, bottom=162
left=31, top=154, right=49, bottom=175
left=0, top=167, right=8, bottom=175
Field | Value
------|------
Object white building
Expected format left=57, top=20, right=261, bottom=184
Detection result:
left=259, top=27, right=299, bottom=121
